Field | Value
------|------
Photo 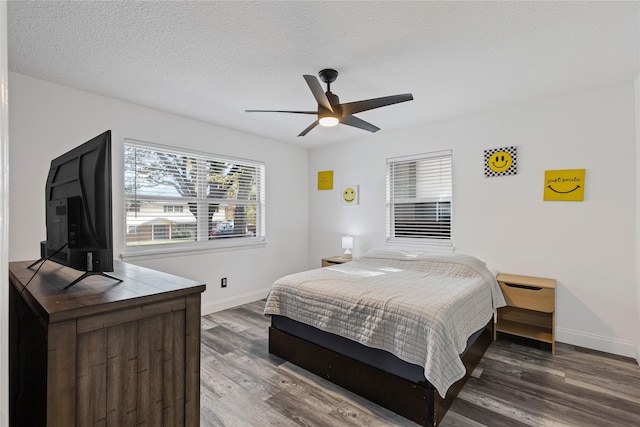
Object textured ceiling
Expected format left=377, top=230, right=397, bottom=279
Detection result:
left=7, top=1, right=640, bottom=148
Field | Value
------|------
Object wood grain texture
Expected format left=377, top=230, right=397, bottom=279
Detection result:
left=106, top=323, right=138, bottom=427
left=137, top=314, right=165, bottom=426
left=9, top=261, right=205, bottom=427
left=77, top=328, right=108, bottom=426
left=47, top=320, right=78, bottom=426
left=495, top=273, right=556, bottom=354
left=164, top=310, right=186, bottom=426
left=201, top=300, right=640, bottom=427
left=8, top=260, right=205, bottom=323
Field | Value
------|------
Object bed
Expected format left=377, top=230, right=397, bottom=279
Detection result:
left=264, top=248, right=506, bottom=426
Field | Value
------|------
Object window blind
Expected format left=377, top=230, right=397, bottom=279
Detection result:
left=124, top=140, right=265, bottom=251
left=387, top=150, right=452, bottom=244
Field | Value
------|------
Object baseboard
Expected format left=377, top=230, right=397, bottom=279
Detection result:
left=201, top=287, right=271, bottom=315
left=556, top=327, right=638, bottom=359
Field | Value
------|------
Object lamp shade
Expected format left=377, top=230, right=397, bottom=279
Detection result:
left=341, top=235, right=353, bottom=259
left=342, top=235, right=353, bottom=250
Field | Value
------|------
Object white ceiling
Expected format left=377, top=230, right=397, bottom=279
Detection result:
left=7, top=1, right=639, bottom=148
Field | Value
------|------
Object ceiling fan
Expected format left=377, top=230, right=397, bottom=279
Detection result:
left=246, top=68, right=414, bottom=137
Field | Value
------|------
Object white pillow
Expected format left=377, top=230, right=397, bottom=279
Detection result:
left=360, top=247, right=430, bottom=260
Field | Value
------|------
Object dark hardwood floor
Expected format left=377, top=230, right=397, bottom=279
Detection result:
left=200, top=300, right=640, bottom=426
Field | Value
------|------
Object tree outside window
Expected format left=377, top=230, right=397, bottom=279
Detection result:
left=124, top=141, right=265, bottom=251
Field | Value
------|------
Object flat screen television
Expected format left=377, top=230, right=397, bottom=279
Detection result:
left=29, top=130, right=121, bottom=289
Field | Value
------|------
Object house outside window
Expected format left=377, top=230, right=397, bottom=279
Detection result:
left=126, top=201, right=140, bottom=212
left=163, top=204, right=184, bottom=213
left=386, top=150, right=452, bottom=246
left=124, top=140, right=266, bottom=253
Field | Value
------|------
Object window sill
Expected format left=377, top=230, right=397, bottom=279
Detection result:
left=120, top=238, right=267, bottom=262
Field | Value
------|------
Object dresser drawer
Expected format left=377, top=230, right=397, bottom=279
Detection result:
left=498, top=280, right=555, bottom=313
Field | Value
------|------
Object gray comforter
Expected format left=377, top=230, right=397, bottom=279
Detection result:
left=264, top=249, right=506, bottom=398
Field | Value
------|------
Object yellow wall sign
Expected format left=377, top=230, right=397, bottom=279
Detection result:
left=317, top=170, right=333, bottom=190
left=544, top=169, right=586, bottom=201
left=484, top=146, right=517, bottom=177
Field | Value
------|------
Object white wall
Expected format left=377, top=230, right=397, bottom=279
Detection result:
left=309, top=84, right=638, bottom=358
left=636, top=73, right=640, bottom=365
left=8, top=72, right=310, bottom=313
left=0, top=3, right=8, bottom=424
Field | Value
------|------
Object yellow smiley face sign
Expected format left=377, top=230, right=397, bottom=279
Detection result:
left=342, top=185, right=359, bottom=205
left=488, top=151, right=513, bottom=173
left=544, top=169, right=585, bottom=201
left=484, top=146, right=517, bottom=177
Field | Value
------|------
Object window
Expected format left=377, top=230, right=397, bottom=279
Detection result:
left=163, top=205, right=184, bottom=213
left=386, top=150, right=452, bottom=245
left=124, top=140, right=266, bottom=252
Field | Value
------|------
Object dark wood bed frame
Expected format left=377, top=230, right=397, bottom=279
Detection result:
left=269, top=320, right=493, bottom=427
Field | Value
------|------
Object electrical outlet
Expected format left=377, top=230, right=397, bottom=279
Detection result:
left=221, top=277, right=227, bottom=288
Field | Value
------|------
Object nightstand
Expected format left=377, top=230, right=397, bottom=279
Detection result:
left=321, top=255, right=352, bottom=267
left=494, top=273, right=557, bottom=354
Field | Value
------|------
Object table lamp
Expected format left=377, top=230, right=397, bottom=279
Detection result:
left=342, top=235, right=353, bottom=259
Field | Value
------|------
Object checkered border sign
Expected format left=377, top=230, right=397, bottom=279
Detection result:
left=484, top=146, right=517, bottom=177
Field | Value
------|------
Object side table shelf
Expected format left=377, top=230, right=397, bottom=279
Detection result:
left=494, top=273, right=557, bottom=354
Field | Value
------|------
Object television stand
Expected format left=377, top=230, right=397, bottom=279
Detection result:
left=26, top=257, right=45, bottom=269
left=64, top=271, right=123, bottom=289
left=9, top=260, right=205, bottom=426
left=26, top=257, right=123, bottom=290
left=28, top=241, right=123, bottom=289
left=27, top=240, right=68, bottom=270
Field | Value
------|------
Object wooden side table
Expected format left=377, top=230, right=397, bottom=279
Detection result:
left=494, top=273, right=557, bottom=354
left=321, top=255, right=352, bottom=267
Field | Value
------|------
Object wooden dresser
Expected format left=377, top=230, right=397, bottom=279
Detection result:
left=8, top=260, right=206, bottom=427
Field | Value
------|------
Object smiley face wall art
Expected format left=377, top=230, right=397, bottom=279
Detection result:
left=543, top=169, right=586, bottom=201
left=484, top=146, right=517, bottom=177
left=342, top=185, right=359, bottom=205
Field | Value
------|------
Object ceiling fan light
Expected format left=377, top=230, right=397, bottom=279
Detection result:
left=319, top=116, right=339, bottom=127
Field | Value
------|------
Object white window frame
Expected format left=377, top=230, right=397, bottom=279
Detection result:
left=386, top=149, right=452, bottom=247
left=122, top=139, right=266, bottom=259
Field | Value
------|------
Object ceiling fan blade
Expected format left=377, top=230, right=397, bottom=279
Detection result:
left=340, top=93, right=413, bottom=116
left=341, top=115, right=380, bottom=133
left=303, top=75, right=333, bottom=112
left=245, top=109, right=316, bottom=114
left=298, top=120, right=319, bottom=137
